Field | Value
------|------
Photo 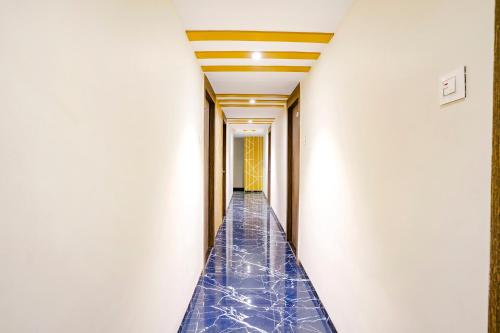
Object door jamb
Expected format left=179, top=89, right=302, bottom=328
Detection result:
left=204, top=77, right=216, bottom=261
left=489, top=1, right=499, bottom=331
left=222, top=121, right=227, bottom=217
left=268, top=130, right=272, bottom=203
left=286, top=84, right=301, bottom=256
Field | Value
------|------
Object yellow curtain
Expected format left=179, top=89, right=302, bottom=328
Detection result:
left=244, top=136, right=264, bottom=191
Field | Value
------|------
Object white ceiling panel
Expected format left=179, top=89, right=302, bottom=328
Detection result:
left=223, top=107, right=283, bottom=120
left=173, top=0, right=352, bottom=32
left=206, top=72, right=305, bottom=94
left=230, top=124, right=270, bottom=137
left=173, top=0, right=352, bottom=113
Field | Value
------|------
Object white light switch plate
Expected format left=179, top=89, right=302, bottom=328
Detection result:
left=440, top=66, right=466, bottom=106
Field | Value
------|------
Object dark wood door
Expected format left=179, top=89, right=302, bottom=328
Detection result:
left=489, top=0, right=499, bottom=330
left=222, top=122, right=227, bottom=217
left=268, top=131, right=271, bottom=203
left=204, top=92, right=215, bottom=260
left=287, top=99, right=300, bottom=255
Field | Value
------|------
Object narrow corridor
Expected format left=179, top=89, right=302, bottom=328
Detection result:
left=179, top=192, right=335, bottom=332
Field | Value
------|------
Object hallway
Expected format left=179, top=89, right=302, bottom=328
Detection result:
left=179, top=192, right=335, bottom=332
left=1, top=0, right=498, bottom=332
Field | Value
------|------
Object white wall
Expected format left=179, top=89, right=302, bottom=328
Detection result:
left=0, top=1, right=204, bottom=332
left=270, top=109, right=288, bottom=230
left=226, top=127, right=234, bottom=207
left=299, top=0, right=495, bottom=332
left=233, top=138, right=245, bottom=189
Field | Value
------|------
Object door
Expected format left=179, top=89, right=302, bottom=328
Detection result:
left=244, top=136, right=264, bottom=192
left=287, top=85, right=300, bottom=255
left=204, top=92, right=215, bottom=260
left=268, top=130, right=272, bottom=203
left=222, top=121, right=227, bottom=216
left=489, top=1, right=499, bottom=330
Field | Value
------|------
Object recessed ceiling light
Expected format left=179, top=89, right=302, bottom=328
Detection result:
left=249, top=99, right=256, bottom=104
left=248, top=120, right=253, bottom=123
left=251, top=51, right=262, bottom=60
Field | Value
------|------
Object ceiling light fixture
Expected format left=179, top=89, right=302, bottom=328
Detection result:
left=249, top=99, right=256, bottom=104
left=251, top=51, right=262, bottom=60
left=248, top=120, right=253, bottom=124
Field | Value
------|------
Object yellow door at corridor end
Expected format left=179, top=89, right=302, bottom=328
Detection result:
left=244, top=136, right=264, bottom=191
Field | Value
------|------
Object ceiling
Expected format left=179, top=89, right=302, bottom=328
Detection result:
left=232, top=124, right=270, bottom=138
left=173, top=0, right=352, bottom=135
left=172, top=0, right=352, bottom=32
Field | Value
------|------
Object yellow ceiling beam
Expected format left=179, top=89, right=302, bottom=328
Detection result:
left=227, top=121, right=273, bottom=125
left=195, top=51, right=321, bottom=60
left=186, top=30, right=334, bottom=43
left=217, top=94, right=289, bottom=99
left=228, top=118, right=275, bottom=120
left=226, top=117, right=275, bottom=122
left=203, top=66, right=310, bottom=72
left=218, top=99, right=286, bottom=104
left=227, top=121, right=274, bottom=124
left=220, top=104, right=285, bottom=108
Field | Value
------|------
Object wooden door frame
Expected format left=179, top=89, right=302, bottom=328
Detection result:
left=222, top=121, right=227, bottom=217
left=490, top=1, right=499, bottom=331
left=204, top=77, right=216, bottom=261
left=287, top=84, right=301, bottom=255
left=268, top=130, right=272, bottom=203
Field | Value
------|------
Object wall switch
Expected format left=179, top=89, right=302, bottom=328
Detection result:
left=440, top=66, right=466, bottom=105
left=442, top=76, right=456, bottom=96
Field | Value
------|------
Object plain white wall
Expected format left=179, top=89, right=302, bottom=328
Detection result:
left=270, top=109, right=288, bottom=230
left=233, top=138, right=245, bottom=189
left=299, top=0, right=494, bottom=332
left=0, top=0, right=205, bottom=332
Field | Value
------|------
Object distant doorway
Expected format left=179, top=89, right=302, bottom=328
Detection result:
left=287, top=85, right=300, bottom=256
left=244, top=136, right=264, bottom=192
left=233, top=137, right=245, bottom=191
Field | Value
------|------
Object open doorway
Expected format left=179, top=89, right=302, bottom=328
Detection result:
left=287, top=85, right=300, bottom=256
left=233, top=137, right=245, bottom=192
left=204, top=79, right=216, bottom=261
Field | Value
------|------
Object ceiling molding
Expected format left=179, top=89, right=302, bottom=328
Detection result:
left=202, top=65, right=310, bottom=72
left=195, top=51, right=320, bottom=60
left=186, top=30, right=334, bottom=43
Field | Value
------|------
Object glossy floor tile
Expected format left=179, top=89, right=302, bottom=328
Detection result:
left=179, top=192, right=336, bottom=333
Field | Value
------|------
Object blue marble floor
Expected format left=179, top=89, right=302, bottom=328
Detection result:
left=179, top=192, right=336, bottom=333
